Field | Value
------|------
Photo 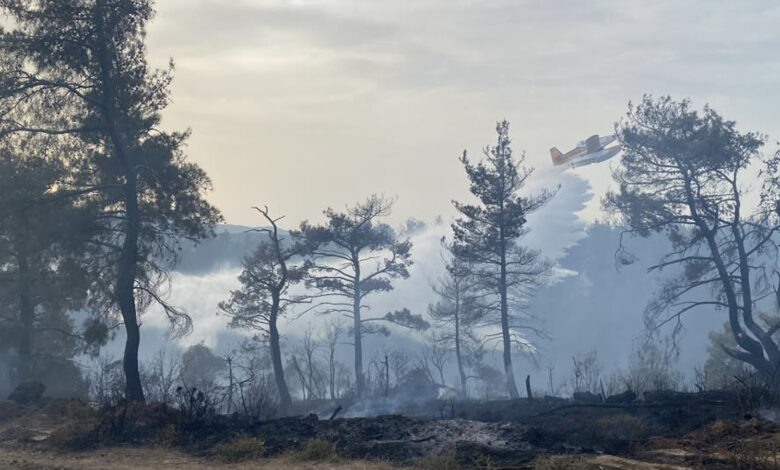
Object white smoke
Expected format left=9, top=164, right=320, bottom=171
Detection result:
left=101, top=167, right=599, bottom=395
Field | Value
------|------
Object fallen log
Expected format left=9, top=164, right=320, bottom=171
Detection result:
left=366, top=435, right=436, bottom=445
left=329, top=405, right=343, bottom=421
left=535, top=399, right=735, bottom=417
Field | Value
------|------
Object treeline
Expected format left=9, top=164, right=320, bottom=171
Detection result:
left=3, top=0, right=780, bottom=410
left=0, top=0, right=553, bottom=406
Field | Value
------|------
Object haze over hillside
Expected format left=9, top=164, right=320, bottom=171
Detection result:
left=108, top=218, right=721, bottom=397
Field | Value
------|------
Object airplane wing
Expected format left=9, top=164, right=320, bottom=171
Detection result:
left=585, top=134, right=600, bottom=153
left=571, top=145, right=621, bottom=168
left=599, top=134, right=617, bottom=147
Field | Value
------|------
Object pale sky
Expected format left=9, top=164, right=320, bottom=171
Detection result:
left=145, top=0, right=780, bottom=227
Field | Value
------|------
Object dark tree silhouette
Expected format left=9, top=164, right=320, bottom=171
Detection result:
left=219, top=207, right=313, bottom=408
left=301, top=195, right=428, bottom=397
left=453, top=121, right=554, bottom=398
left=606, top=95, right=780, bottom=379
left=0, top=0, right=222, bottom=401
left=0, top=137, right=95, bottom=389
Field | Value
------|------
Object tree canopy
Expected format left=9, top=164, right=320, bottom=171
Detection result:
left=606, top=95, right=780, bottom=378
left=302, top=194, right=427, bottom=396
left=0, top=0, right=222, bottom=401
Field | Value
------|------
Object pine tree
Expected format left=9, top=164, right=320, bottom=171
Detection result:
left=301, top=195, right=428, bottom=397
left=219, top=207, right=313, bottom=408
left=0, top=0, right=222, bottom=401
left=428, top=242, right=488, bottom=397
left=452, top=121, right=553, bottom=398
left=0, top=136, right=95, bottom=394
left=606, top=96, right=780, bottom=379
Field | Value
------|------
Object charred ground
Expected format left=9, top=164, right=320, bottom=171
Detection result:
left=2, top=389, right=779, bottom=469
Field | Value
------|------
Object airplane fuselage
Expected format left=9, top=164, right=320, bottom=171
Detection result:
left=550, top=133, right=620, bottom=168
left=569, top=145, right=621, bottom=168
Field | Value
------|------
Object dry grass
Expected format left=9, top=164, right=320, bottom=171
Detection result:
left=291, top=437, right=339, bottom=462
left=213, top=435, right=266, bottom=462
left=530, top=455, right=603, bottom=470
left=533, top=454, right=697, bottom=470
left=414, top=449, right=461, bottom=470
left=45, top=404, right=99, bottom=450
left=0, top=446, right=407, bottom=469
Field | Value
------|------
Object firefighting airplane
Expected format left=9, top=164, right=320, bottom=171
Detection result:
left=550, top=133, right=621, bottom=168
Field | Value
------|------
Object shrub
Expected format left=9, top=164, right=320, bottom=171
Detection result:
left=47, top=405, right=99, bottom=450
left=0, top=400, right=30, bottom=423
left=175, top=386, right=217, bottom=429
left=723, top=438, right=780, bottom=470
left=83, top=356, right=125, bottom=409
left=293, top=438, right=338, bottom=462
left=531, top=455, right=601, bottom=470
left=415, top=449, right=461, bottom=470
left=155, top=423, right=180, bottom=448
left=472, top=454, right=495, bottom=470
left=731, top=371, right=780, bottom=413
left=39, top=399, right=90, bottom=420
left=235, top=374, right=278, bottom=419
left=213, top=435, right=266, bottom=463
left=594, top=414, right=649, bottom=441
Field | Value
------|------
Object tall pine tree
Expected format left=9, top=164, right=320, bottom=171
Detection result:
left=0, top=0, right=221, bottom=401
left=452, top=121, right=553, bottom=398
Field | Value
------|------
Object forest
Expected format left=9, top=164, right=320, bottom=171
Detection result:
left=2, top=1, right=780, bottom=469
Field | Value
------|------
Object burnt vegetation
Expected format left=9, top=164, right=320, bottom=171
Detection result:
left=1, top=1, right=780, bottom=469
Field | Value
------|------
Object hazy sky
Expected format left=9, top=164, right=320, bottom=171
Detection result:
left=145, top=0, right=780, bottom=227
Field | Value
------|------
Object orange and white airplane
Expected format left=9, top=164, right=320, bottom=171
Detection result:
left=550, top=133, right=621, bottom=168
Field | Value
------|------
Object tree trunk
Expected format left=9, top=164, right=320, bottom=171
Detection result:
left=96, top=0, right=144, bottom=402
left=292, top=357, right=307, bottom=400
left=384, top=355, right=389, bottom=397
left=269, top=302, right=292, bottom=408
left=329, top=348, right=336, bottom=400
left=500, top=251, right=520, bottom=399
left=226, top=356, right=234, bottom=414
left=683, top=182, right=773, bottom=375
left=353, top=260, right=364, bottom=397
left=454, top=310, right=467, bottom=398
left=17, top=249, right=33, bottom=382
left=307, top=351, right=315, bottom=399
left=117, top=177, right=144, bottom=402
left=353, top=292, right=364, bottom=397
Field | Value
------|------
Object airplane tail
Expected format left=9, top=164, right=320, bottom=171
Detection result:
left=550, top=147, right=565, bottom=165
